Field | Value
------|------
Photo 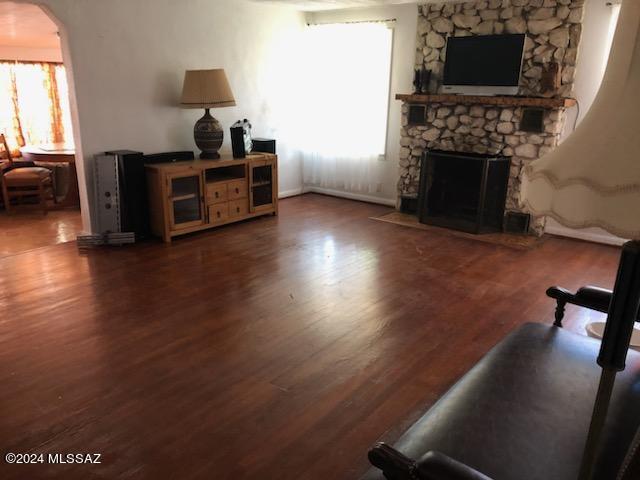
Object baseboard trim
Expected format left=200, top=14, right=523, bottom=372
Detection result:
left=545, top=223, right=626, bottom=246
left=303, top=186, right=396, bottom=207
left=279, top=188, right=304, bottom=199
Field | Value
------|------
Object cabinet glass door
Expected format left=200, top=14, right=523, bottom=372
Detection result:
left=249, top=159, right=276, bottom=213
left=168, top=173, right=204, bottom=230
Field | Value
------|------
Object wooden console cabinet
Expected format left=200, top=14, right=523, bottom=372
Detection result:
left=145, top=153, right=278, bottom=243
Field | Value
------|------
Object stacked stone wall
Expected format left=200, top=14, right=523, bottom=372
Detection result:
left=398, top=0, right=585, bottom=234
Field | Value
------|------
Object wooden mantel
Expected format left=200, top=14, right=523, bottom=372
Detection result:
left=395, top=93, right=577, bottom=109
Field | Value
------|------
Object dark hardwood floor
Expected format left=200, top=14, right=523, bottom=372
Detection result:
left=0, top=194, right=620, bottom=480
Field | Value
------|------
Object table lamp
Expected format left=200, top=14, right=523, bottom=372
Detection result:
left=181, top=69, right=236, bottom=159
left=522, top=2, right=640, bottom=478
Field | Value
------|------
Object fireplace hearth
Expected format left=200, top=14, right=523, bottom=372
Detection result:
left=418, top=150, right=510, bottom=234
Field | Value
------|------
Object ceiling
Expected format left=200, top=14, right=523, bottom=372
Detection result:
left=252, top=0, right=419, bottom=11
left=0, top=0, right=418, bottom=49
left=0, top=2, right=60, bottom=49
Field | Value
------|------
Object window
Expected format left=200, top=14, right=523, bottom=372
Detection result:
left=0, top=61, right=73, bottom=158
left=299, top=22, right=393, bottom=194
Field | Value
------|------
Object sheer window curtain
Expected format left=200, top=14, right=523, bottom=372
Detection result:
left=299, top=23, right=393, bottom=195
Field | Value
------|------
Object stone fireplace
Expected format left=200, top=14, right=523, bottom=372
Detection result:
left=398, top=0, right=585, bottom=234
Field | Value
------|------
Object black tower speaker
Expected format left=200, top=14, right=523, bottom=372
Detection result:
left=104, top=150, right=148, bottom=239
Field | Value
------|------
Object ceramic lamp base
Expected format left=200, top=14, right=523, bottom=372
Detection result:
left=194, top=108, right=223, bottom=159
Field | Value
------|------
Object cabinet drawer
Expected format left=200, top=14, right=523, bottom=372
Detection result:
left=227, top=179, right=248, bottom=200
left=206, top=183, right=228, bottom=204
left=228, top=199, right=249, bottom=218
left=208, top=203, right=229, bottom=224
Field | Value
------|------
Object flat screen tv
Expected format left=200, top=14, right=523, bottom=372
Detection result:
left=442, top=34, right=526, bottom=96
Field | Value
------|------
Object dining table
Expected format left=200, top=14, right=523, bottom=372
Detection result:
left=20, top=143, right=80, bottom=208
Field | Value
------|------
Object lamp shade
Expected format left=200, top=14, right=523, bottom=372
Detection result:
left=521, top=1, right=640, bottom=239
left=180, top=69, right=236, bottom=109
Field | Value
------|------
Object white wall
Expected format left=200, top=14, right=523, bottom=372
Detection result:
left=306, top=3, right=418, bottom=205
left=0, top=45, right=62, bottom=62
left=563, top=0, right=619, bottom=137
left=15, top=0, right=305, bottom=233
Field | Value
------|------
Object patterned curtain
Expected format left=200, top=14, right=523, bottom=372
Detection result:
left=0, top=61, right=73, bottom=159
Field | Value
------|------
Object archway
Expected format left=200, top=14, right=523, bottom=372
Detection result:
left=0, top=1, right=90, bottom=253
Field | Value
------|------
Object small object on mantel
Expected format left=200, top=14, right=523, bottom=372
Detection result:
left=414, top=68, right=431, bottom=94
left=540, top=62, right=562, bottom=97
left=420, top=68, right=431, bottom=94
left=395, top=93, right=577, bottom=109
left=413, top=69, right=422, bottom=94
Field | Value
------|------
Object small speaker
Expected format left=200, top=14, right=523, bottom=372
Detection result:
left=520, top=108, right=545, bottom=133
left=143, top=151, right=194, bottom=164
left=408, top=105, right=426, bottom=125
left=504, top=211, right=531, bottom=234
left=399, top=194, right=419, bottom=214
left=230, top=125, right=246, bottom=158
left=252, top=138, right=276, bottom=154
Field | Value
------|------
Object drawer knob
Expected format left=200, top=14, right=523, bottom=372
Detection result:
left=217, top=211, right=221, bottom=218
left=236, top=207, right=240, bottom=213
left=215, top=192, right=219, bottom=198
left=235, top=188, right=239, bottom=194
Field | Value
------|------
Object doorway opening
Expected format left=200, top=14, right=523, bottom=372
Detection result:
left=0, top=1, right=83, bottom=257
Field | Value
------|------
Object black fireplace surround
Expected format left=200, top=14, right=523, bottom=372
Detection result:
left=418, top=150, right=511, bottom=234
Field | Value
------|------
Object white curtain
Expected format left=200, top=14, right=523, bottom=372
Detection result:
left=299, top=22, right=393, bottom=195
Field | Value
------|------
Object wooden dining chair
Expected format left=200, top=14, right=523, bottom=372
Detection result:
left=0, top=134, right=55, bottom=214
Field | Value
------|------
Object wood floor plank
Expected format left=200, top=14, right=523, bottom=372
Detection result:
left=0, top=193, right=620, bottom=479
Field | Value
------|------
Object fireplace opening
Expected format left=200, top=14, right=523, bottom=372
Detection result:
left=418, top=150, right=511, bottom=234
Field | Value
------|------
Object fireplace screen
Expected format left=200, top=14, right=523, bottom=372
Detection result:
left=418, top=150, right=511, bottom=234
